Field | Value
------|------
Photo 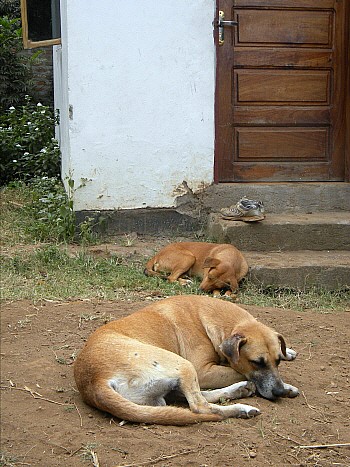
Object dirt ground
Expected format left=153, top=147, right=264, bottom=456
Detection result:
left=1, top=236, right=349, bottom=466
left=1, top=294, right=349, bottom=467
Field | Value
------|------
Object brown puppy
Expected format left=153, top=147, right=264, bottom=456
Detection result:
left=144, top=242, right=248, bottom=297
left=74, top=295, right=298, bottom=426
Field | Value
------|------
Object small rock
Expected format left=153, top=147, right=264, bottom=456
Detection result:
left=249, top=450, right=257, bottom=458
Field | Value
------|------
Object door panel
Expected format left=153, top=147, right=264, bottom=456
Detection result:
left=215, top=0, right=348, bottom=182
left=236, top=10, right=333, bottom=45
left=236, top=127, right=328, bottom=162
left=235, top=70, right=330, bottom=104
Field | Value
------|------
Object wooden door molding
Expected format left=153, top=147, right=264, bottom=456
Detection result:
left=346, top=0, right=350, bottom=182
left=215, top=0, right=349, bottom=183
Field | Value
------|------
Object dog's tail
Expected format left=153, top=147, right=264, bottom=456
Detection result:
left=89, top=382, right=223, bottom=426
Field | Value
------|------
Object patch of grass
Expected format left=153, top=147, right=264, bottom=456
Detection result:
left=0, top=244, right=349, bottom=311
left=1, top=179, right=99, bottom=246
left=0, top=452, right=18, bottom=467
left=0, top=182, right=36, bottom=245
left=0, top=245, right=199, bottom=301
left=1, top=180, right=72, bottom=244
left=79, top=443, right=99, bottom=463
left=239, top=282, right=350, bottom=312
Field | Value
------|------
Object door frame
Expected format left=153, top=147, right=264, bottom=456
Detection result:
left=346, top=2, right=350, bottom=182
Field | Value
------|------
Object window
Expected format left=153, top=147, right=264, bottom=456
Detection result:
left=21, top=0, right=61, bottom=48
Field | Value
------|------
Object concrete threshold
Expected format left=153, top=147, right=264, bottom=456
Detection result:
left=243, top=250, right=350, bottom=290
left=207, top=212, right=350, bottom=251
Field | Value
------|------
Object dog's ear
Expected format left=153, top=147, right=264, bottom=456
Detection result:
left=277, top=334, right=287, bottom=357
left=203, top=257, right=220, bottom=269
left=219, top=333, right=247, bottom=364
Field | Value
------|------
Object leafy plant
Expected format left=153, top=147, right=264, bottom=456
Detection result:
left=24, top=177, right=75, bottom=243
left=1, top=178, right=101, bottom=244
left=0, top=1, right=21, bottom=18
left=0, top=96, right=60, bottom=185
left=0, top=15, right=39, bottom=112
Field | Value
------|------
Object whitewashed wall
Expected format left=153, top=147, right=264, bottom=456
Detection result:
left=55, top=0, right=215, bottom=211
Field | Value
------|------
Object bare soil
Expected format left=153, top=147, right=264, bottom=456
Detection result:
left=1, top=238, right=350, bottom=467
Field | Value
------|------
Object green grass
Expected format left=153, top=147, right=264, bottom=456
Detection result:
left=0, top=245, right=200, bottom=301
left=0, top=451, right=18, bottom=467
left=0, top=182, right=35, bottom=245
left=239, top=282, right=349, bottom=313
left=1, top=184, right=349, bottom=311
left=1, top=244, right=349, bottom=311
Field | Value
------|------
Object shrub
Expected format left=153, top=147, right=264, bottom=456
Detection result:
left=0, top=15, right=38, bottom=112
left=0, top=0, right=21, bottom=18
left=25, top=177, right=75, bottom=243
left=0, top=95, right=61, bottom=185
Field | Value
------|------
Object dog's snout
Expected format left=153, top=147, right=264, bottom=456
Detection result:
left=199, top=279, right=211, bottom=292
left=251, top=372, right=287, bottom=400
left=272, top=385, right=285, bottom=398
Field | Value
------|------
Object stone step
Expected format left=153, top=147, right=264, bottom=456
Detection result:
left=202, top=182, right=350, bottom=214
left=243, top=250, right=350, bottom=290
left=207, top=212, right=350, bottom=251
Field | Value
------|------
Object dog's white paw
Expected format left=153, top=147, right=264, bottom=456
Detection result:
left=234, top=403, right=261, bottom=419
left=178, top=278, right=193, bottom=286
left=238, top=381, right=256, bottom=398
left=284, top=348, right=297, bottom=361
left=212, top=402, right=261, bottom=419
left=224, top=381, right=256, bottom=400
left=283, top=383, right=299, bottom=398
left=223, top=292, right=237, bottom=301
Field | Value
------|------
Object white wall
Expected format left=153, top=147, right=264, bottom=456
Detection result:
left=56, top=0, right=215, bottom=210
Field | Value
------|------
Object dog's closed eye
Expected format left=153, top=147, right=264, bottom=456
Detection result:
left=249, top=357, right=267, bottom=369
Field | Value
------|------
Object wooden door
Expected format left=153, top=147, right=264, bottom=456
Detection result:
left=215, top=0, right=349, bottom=182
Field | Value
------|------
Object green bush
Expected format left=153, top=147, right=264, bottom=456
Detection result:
left=2, top=178, right=99, bottom=244
left=0, top=95, right=61, bottom=185
left=0, top=0, right=21, bottom=18
left=24, top=177, right=75, bottom=243
left=0, top=15, right=38, bottom=112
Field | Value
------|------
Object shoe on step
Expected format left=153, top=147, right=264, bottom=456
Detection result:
left=220, top=197, right=265, bottom=222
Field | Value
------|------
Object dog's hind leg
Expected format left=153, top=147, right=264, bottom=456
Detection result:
left=201, top=381, right=256, bottom=403
left=144, top=251, right=196, bottom=285
left=165, top=252, right=197, bottom=285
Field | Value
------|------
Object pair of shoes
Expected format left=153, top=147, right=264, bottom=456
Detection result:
left=220, top=197, right=265, bottom=222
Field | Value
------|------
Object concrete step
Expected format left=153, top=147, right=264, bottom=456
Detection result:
left=243, top=250, right=350, bottom=290
left=207, top=212, right=350, bottom=251
left=202, top=182, right=350, bottom=214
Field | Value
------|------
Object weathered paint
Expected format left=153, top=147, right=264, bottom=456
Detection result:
left=54, top=0, right=215, bottom=210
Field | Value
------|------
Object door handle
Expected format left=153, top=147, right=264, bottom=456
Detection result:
left=215, top=10, right=238, bottom=46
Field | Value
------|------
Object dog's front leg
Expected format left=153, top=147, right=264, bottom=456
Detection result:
left=201, top=381, right=256, bottom=403
left=198, top=363, right=245, bottom=389
left=281, top=381, right=299, bottom=398
left=282, top=348, right=297, bottom=361
left=178, top=361, right=260, bottom=419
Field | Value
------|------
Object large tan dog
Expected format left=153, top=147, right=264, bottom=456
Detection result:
left=74, top=296, right=299, bottom=426
left=144, top=242, right=248, bottom=297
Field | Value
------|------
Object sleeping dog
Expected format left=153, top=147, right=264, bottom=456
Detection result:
left=144, top=242, right=248, bottom=297
left=74, top=295, right=298, bottom=425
